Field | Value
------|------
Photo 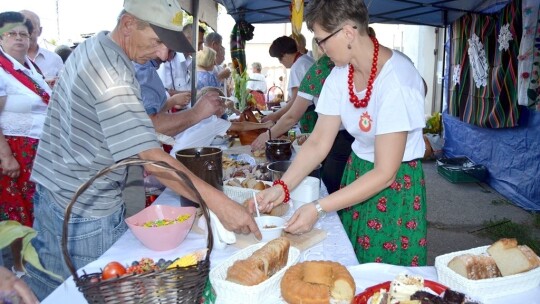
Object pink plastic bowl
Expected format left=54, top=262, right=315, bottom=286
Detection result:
left=125, top=205, right=197, bottom=251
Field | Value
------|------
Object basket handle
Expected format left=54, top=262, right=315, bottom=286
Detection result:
left=61, top=158, right=214, bottom=281
left=266, top=85, right=283, bottom=101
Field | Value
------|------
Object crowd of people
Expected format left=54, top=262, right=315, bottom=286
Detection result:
left=0, top=0, right=429, bottom=301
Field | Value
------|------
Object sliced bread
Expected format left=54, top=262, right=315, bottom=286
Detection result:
left=487, top=238, right=540, bottom=276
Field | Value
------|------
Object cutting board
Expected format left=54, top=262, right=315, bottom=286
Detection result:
left=233, top=228, right=327, bottom=251
left=191, top=215, right=327, bottom=251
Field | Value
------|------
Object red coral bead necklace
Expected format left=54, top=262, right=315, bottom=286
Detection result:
left=348, top=35, right=379, bottom=108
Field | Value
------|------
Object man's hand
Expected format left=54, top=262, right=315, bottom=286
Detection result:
left=192, top=91, right=225, bottom=119
left=213, top=199, right=262, bottom=240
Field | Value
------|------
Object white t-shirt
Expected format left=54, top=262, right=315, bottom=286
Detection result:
left=0, top=77, right=5, bottom=97
left=32, top=46, right=64, bottom=79
left=0, top=50, right=51, bottom=139
left=157, top=53, right=192, bottom=92
left=247, top=73, right=267, bottom=93
left=287, top=54, right=315, bottom=98
left=317, top=51, right=425, bottom=162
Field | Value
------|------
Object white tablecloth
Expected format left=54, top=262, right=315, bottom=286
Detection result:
left=43, top=188, right=358, bottom=303
left=43, top=188, right=540, bottom=304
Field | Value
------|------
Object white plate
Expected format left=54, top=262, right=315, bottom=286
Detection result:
left=211, top=135, right=230, bottom=145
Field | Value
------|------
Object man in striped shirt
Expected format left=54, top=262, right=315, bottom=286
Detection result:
left=23, top=0, right=261, bottom=299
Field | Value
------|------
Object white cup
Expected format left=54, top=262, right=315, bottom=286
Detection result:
left=290, top=176, right=319, bottom=209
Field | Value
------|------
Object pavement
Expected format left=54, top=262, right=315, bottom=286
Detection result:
left=2, top=159, right=538, bottom=268
left=423, top=159, right=539, bottom=265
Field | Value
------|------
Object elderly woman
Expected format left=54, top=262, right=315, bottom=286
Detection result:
left=0, top=11, right=51, bottom=274
left=196, top=47, right=220, bottom=90
left=254, top=0, right=427, bottom=266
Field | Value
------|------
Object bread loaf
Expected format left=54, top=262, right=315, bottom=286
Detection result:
left=226, top=237, right=290, bottom=286
left=447, top=253, right=501, bottom=280
left=487, top=238, right=540, bottom=276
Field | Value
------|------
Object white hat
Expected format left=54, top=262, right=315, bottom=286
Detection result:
left=123, top=0, right=195, bottom=53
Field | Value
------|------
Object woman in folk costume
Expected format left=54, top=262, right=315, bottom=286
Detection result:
left=254, top=0, right=428, bottom=266
left=0, top=11, right=51, bottom=274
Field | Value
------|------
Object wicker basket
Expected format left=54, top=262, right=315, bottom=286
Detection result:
left=223, top=178, right=272, bottom=204
left=209, top=243, right=300, bottom=303
left=435, top=245, right=540, bottom=301
left=61, top=158, right=214, bottom=304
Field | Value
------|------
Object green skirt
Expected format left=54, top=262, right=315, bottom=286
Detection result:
left=299, top=105, right=318, bottom=133
left=338, top=154, right=427, bottom=266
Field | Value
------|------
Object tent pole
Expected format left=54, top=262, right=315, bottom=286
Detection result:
left=190, top=0, right=200, bottom=107
left=432, top=27, right=440, bottom=114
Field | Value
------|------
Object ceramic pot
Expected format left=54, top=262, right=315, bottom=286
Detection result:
left=265, top=139, right=292, bottom=162
left=175, top=147, right=223, bottom=191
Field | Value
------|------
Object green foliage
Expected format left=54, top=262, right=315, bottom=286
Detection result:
left=232, top=70, right=252, bottom=111
left=424, top=112, right=442, bottom=134
left=480, top=218, right=540, bottom=254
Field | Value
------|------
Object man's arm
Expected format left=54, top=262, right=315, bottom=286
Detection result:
left=138, top=148, right=261, bottom=238
left=150, top=92, right=225, bottom=136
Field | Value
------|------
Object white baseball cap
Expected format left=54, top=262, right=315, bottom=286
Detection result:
left=123, top=0, right=195, bottom=53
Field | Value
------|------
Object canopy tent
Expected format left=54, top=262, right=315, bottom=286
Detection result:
left=214, top=0, right=510, bottom=27
left=189, top=0, right=539, bottom=211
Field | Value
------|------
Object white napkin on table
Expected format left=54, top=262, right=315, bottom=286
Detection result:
left=169, top=115, right=232, bottom=156
left=197, top=210, right=236, bottom=250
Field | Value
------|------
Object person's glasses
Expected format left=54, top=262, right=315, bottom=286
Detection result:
left=314, top=26, right=357, bottom=47
left=4, top=31, right=30, bottom=39
left=315, top=28, right=343, bottom=47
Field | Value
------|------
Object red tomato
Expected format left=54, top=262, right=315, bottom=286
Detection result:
left=102, top=261, right=127, bottom=280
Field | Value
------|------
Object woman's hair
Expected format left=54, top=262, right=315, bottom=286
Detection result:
left=269, top=36, right=298, bottom=59
left=0, top=11, right=33, bottom=35
left=196, top=47, right=217, bottom=69
left=305, top=0, right=369, bottom=35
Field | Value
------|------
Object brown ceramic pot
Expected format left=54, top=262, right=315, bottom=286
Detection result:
left=265, top=139, right=292, bottom=162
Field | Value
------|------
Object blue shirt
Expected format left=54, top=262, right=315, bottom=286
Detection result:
left=134, top=59, right=167, bottom=115
left=196, top=70, right=220, bottom=90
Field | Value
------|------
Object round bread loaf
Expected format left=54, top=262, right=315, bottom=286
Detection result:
left=280, top=260, right=355, bottom=304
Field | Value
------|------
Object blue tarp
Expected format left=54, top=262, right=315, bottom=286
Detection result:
left=216, top=0, right=510, bottom=27
left=443, top=109, right=540, bottom=211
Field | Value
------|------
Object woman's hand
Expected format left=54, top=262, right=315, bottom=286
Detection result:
left=0, top=155, right=20, bottom=178
left=284, top=202, right=318, bottom=234
left=247, top=185, right=285, bottom=214
left=250, top=131, right=270, bottom=151
left=0, top=266, right=39, bottom=304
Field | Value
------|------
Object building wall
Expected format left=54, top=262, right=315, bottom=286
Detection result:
left=218, top=12, right=441, bottom=111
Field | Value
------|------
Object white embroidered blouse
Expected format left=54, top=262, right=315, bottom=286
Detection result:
left=0, top=50, right=51, bottom=139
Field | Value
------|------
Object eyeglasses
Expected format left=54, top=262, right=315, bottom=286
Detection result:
left=314, top=25, right=358, bottom=47
left=3, top=31, right=30, bottom=39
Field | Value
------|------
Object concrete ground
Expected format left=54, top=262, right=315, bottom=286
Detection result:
left=423, top=159, right=539, bottom=265
left=2, top=160, right=538, bottom=268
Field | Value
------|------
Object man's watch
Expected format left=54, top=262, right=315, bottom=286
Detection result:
left=313, top=200, right=327, bottom=219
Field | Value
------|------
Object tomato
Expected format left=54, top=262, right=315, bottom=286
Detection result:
left=102, top=261, right=127, bottom=280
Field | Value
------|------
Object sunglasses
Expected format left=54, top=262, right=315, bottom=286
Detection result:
left=314, top=25, right=357, bottom=47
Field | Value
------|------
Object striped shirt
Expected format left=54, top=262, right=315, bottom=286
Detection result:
left=31, top=31, right=160, bottom=217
